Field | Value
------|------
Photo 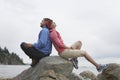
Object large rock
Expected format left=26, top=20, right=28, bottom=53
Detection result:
left=97, top=63, right=120, bottom=80
left=69, top=73, right=84, bottom=80
left=80, top=70, right=98, bottom=80
left=39, top=70, right=69, bottom=80
left=12, top=56, right=73, bottom=80
left=0, top=79, right=12, bottom=80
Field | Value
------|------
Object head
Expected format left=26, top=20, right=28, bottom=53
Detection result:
left=40, top=18, right=53, bottom=29
left=50, top=22, right=56, bottom=29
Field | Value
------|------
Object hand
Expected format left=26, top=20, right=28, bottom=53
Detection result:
left=24, top=43, right=33, bottom=48
left=66, top=46, right=71, bottom=49
left=64, top=45, right=70, bottom=49
left=70, top=47, right=75, bottom=49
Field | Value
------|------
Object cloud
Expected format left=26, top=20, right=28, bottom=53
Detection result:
left=0, top=0, right=120, bottom=63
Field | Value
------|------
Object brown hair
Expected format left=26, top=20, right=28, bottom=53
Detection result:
left=43, top=18, right=53, bottom=29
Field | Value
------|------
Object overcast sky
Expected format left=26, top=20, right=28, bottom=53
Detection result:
left=0, top=0, right=120, bottom=63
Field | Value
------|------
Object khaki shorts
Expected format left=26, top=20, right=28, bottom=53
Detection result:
left=59, top=41, right=86, bottom=59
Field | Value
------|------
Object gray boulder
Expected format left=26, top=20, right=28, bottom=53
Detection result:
left=39, top=70, right=69, bottom=80
left=12, top=56, right=73, bottom=80
left=97, top=63, right=120, bottom=80
left=69, top=73, right=84, bottom=80
left=80, top=70, right=98, bottom=80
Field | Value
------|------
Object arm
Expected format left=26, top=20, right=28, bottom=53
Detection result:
left=24, top=43, right=33, bottom=48
left=33, top=29, right=48, bottom=48
left=50, top=30, right=70, bottom=49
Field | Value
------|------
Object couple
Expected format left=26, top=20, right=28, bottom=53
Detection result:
left=20, top=18, right=108, bottom=72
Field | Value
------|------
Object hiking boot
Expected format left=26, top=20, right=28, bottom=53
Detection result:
left=97, top=64, right=109, bottom=72
left=31, top=59, right=39, bottom=67
left=70, top=58, right=78, bottom=69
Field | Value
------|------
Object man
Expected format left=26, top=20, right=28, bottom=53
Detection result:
left=20, top=18, right=53, bottom=67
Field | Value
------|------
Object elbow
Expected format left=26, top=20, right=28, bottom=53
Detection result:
left=37, top=41, right=46, bottom=48
left=40, top=43, right=46, bottom=48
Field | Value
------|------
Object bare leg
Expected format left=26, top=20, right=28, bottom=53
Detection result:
left=83, top=52, right=109, bottom=72
left=83, top=52, right=99, bottom=68
left=71, top=41, right=82, bottom=50
left=76, top=41, right=82, bottom=50
left=70, top=41, right=82, bottom=69
left=65, top=41, right=106, bottom=71
left=71, top=41, right=82, bottom=58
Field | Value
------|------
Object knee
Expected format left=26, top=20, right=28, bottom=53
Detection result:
left=77, top=40, right=82, bottom=46
left=20, top=42, right=26, bottom=48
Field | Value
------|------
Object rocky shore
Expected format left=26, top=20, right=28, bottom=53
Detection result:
left=1, top=56, right=120, bottom=80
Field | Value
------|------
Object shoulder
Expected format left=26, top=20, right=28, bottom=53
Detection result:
left=41, top=27, right=49, bottom=32
left=50, top=29, right=56, bottom=34
left=50, top=29, right=58, bottom=38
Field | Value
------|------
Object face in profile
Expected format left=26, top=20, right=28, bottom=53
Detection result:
left=40, top=20, right=45, bottom=27
left=50, top=22, right=56, bottom=29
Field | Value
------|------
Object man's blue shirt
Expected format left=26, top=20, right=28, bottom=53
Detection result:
left=33, top=26, right=52, bottom=55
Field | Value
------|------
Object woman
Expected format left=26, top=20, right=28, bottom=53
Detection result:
left=49, top=22, right=108, bottom=72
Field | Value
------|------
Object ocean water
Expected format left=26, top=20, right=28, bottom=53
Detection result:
left=0, top=65, right=30, bottom=79
left=0, top=57, right=120, bottom=79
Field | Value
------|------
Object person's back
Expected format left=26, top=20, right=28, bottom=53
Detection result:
left=33, top=26, right=52, bottom=55
left=49, top=22, right=109, bottom=72
left=20, top=18, right=53, bottom=67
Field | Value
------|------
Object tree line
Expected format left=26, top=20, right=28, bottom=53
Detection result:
left=0, top=46, right=24, bottom=65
